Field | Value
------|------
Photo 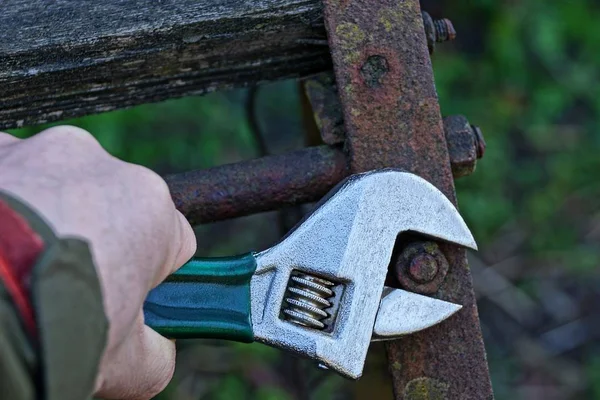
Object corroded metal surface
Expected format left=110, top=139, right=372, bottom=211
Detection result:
left=443, top=115, right=485, bottom=178
left=303, top=74, right=486, bottom=178
left=422, top=12, right=456, bottom=54
left=165, top=145, right=348, bottom=225
left=394, top=242, right=450, bottom=295
left=165, top=123, right=485, bottom=227
left=303, top=73, right=346, bottom=145
left=322, top=0, right=452, bottom=185
left=321, top=0, right=493, bottom=398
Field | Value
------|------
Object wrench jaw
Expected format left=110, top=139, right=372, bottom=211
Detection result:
left=249, top=169, right=477, bottom=379
left=371, top=287, right=462, bottom=341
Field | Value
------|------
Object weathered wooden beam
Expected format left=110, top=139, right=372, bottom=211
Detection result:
left=0, top=0, right=330, bottom=130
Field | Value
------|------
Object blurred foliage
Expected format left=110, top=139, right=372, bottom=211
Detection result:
left=8, top=0, right=600, bottom=398
left=434, top=0, right=600, bottom=271
left=431, top=1, right=600, bottom=398
left=9, top=91, right=257, bottom=173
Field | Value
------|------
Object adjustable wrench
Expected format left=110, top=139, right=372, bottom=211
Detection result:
left=144, top=169, right=477, bottom=379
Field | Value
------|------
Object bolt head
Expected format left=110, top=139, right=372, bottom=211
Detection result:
left=394, top=241, right=450, bottom=295
left=408, top=254, right=439, bottom=283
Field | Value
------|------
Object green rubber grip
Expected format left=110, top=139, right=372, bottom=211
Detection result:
left=143, top=253, right=257, bottom=342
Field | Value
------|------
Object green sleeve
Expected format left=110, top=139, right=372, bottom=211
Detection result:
left=0, top=284, right=38, bottom=399
left=0, top=192, right=109, bottom=400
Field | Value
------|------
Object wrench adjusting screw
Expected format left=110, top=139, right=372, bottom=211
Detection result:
left=282, top=273, right=335, bottom=330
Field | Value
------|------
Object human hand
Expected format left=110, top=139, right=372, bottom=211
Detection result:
left=0, top=126, right=197, bottom=399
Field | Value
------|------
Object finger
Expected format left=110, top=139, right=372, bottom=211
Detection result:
left=95, top=320, right=176, bottom=400
left=151, top=209, right=197, bottom=288
left=36, top=125, right=98, bottom=142
left=172, top=210, right=197, bottom=272
left=0, top=132, right=21, bottom=147
left=34, top=125, right=104, bottom=151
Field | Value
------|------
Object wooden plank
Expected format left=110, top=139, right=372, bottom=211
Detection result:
left=0, top=0, right=330, bottom=129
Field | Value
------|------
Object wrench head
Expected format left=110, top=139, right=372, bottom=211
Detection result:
left=250, top=169, right=476, bottom=379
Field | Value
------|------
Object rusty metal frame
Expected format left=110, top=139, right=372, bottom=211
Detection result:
left=163, top=0, right=493, bottom=398
left=321, top=0, right=493, bottom=398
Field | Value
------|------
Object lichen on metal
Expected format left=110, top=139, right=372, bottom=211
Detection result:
left=403, top=377, right=449, bottom=400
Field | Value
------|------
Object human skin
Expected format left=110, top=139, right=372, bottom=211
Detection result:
left=0, top=126, right=197, bottom=399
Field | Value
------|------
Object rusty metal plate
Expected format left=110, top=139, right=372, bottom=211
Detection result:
left=321, top=0, right=494, bottom=398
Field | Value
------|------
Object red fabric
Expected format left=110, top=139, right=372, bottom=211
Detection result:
left=0, top=199, right=43, bottom=337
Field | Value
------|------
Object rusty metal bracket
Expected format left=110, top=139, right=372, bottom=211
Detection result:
left=321, top=0, right=493, bottom=398
left=303, top=73, right=485, bottom=178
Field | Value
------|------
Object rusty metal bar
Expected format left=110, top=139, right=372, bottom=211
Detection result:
left=165, top=145, right=348, bottom=225
left=321, top=0, right=493, bottom=398
left=165, top=117, right=484, bottom=226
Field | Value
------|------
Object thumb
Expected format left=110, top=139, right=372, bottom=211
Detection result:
left=95, top=316, right=176, bottom=400
left=171, top=209, right=197, bottom=273
left=151, top=209, right=197, bottom=288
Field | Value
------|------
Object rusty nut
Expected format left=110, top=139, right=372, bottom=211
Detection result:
left=443, top=115, right=485, bottom=178
left=395, top=241, right=449, bottom=295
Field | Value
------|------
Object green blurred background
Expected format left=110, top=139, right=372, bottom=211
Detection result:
left=9, top=0, right=600, bottom=399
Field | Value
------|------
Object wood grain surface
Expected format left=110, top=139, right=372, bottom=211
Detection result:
left=0, top=0, right=331, bottom=129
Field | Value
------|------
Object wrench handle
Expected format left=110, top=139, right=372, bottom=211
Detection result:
left=143, top=253, right=257, bottom=342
